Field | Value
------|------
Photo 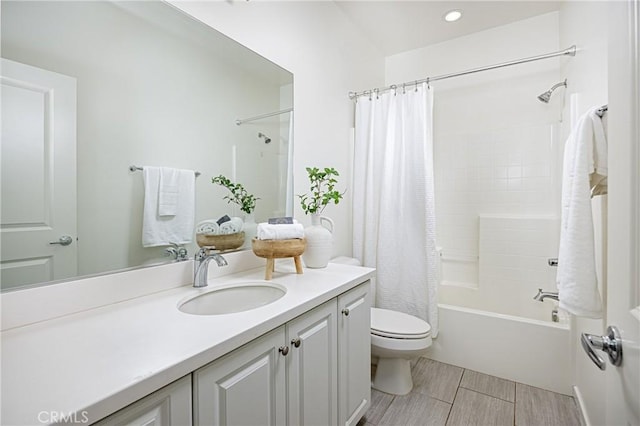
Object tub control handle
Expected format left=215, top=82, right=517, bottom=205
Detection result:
left=581, top=326, right=623, bottom=371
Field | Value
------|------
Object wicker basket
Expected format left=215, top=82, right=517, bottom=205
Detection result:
left=196, top=232, right=245, bottom=251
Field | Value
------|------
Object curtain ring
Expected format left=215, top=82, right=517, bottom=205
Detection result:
left=402, top=83, right=406, bottom=94
left=426, top=78, right=431, bottom=89
left=415, top=80, right=419, bottom=92
left=391, top=84, right=397, bottom=96
left=374, top=88, right=379, bottom=100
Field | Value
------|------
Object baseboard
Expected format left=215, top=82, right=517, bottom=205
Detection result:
left=572, top=385, right=590, bottom=426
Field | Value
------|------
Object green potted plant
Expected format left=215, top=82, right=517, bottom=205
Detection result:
left=298, top=167, right=344, bottom=268
left=212, top=175, right=259, bottom=248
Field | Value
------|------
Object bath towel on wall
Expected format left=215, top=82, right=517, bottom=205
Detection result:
left=142, top=166, right=196, bottom=247
left=557, top=106, right=607, bottom=318
left=353, top=82, right=439, bottom=336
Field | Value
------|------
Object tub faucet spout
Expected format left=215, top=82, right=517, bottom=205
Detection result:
left=533, top=288, right=559, bottom=302
left=193, top=247, right=228, bottom=288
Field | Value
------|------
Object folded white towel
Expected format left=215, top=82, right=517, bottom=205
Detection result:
left=557, top=106, right=605, bottom=318
left=158, top=168, right=180, bottom=216
left=257, top=222, right=304, bottom=240
left=142, top=166, right=195, bottom=247
left=196, top=220, right=220, bottom=235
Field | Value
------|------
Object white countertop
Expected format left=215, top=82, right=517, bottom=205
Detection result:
left=1, top=262, right=374, bottom=425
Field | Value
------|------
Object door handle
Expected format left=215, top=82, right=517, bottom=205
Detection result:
left=581, top=326, right=623, bottom=370
left=49, top=235, right=73, bottom=246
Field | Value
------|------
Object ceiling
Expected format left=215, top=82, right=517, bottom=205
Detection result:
left=334, top=1, right=562, bottom=56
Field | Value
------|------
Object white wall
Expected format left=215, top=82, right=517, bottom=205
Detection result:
left=558, top=2, right=609, bottom=425
left=2, top=1, right=289, bottom=275
left=171, top=1, right=385, bottom=259
left=385, top=13, right=565, bottom=320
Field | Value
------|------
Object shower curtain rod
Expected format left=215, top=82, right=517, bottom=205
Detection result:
left=348, top=45, right=577, bottom=100
left=235, top=108, right=293, bottom=126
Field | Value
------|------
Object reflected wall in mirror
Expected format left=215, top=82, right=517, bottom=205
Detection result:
left=0, top=1, right=294, bottom=291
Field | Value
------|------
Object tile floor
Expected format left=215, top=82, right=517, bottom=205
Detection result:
left=359, top=358, right=582, bottom=426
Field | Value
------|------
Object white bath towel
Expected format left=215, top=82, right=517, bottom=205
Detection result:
left=557, top=106, right=606, bottom=318
left=142, top=166, right=196, bottom=247
left=257, top=222, right=304, bottom=240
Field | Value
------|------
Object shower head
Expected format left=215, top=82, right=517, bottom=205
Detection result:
left=258, top=132, right=271, bottom=144
left=537, top=79, right=567, bottom=103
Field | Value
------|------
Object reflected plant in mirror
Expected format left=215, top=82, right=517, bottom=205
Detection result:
left=0, top=0, right=293, bottom=291
left=212, top=175, right=259, bottom=215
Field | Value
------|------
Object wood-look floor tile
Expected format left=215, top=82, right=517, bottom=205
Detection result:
left=460, top=369, right=516, bottom=402
left=447, top=388, right=514, bottom=426
left=412, top=358, right=464, bottom=403
left=378, top=393, right=451, bottom=426
left=361, top=389, right=395, bottom=425
left=515, top=383, right=581, bottom=426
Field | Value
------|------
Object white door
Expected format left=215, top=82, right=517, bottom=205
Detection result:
left=1, top=59, right=77, bottom=289
left=93, top=376, right=192, bottom=426
left=337, top=281, right=371, bottom=426
left=287, top=299, right=338, bottom=426
left=605, top=1, right=640, bottom=424
left=193, top=327, right=286, bottom=426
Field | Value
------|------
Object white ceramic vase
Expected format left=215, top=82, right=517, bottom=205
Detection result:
left=242, top=213, right=257, bottom=249
left=303, top=214, right=334, bottom=268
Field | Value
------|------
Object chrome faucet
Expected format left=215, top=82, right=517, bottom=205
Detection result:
left=193, top=247, right=228, bottom=288
left=533, top=288, right=559, bottom=302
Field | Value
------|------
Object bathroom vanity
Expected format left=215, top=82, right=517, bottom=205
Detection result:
left=0, top=253, right=374, bottom=425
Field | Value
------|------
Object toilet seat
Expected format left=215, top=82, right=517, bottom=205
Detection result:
left=371, top=308, right=431, bottom=339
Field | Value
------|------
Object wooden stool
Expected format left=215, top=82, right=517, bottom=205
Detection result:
left=251, top=238, right=306, bottom=280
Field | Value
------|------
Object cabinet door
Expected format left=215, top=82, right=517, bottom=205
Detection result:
left=337, top=281, right=372, bottom=426
left=94, top=375, right=192, bottom=426
left=287, top=299, right=338, bottom=426
left=193, top=327, right=286, bottom=426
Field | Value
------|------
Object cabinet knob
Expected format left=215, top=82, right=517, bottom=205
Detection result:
left=291, top=338, right=301, bottom=348
left=342, top=308, right=350, bottom=316
left=279, top=346, right=290, bottom=356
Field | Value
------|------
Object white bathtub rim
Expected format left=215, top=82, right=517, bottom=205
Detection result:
left=437, top=303, right=570, bottom=331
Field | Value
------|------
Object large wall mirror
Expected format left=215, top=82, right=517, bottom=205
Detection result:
left=1, top=1, right=294, bottom=291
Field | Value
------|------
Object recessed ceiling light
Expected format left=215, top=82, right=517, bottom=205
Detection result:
left=444, top=9, right=463, bottom=23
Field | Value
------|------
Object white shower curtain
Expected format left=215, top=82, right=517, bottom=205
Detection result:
left=353, top=83, right=438, bottom=336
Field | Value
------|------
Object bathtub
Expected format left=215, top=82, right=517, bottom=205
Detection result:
left=426, top=304, right=572, bottom=395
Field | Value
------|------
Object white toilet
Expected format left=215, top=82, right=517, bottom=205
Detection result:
left=371, top=307, right=432, bottom=395
left=331, top=257, right=433, bottom=395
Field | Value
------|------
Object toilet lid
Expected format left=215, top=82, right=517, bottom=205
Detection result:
left=371, top=308, right=431, bottom=339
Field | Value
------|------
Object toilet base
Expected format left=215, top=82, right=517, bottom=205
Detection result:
left=372, top=357, right=413, bottom=395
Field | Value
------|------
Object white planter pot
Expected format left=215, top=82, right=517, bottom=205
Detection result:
left=242, top=213, right=257, bottom=249
left=303, top=214, right=334, bottom=268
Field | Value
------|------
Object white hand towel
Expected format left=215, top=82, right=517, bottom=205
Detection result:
left=142, top=166, right=196, bottom=247
left=219, top=221, right=241, bottom=235
left=557, top=106, right=605, bottom=318
left=158, top=167, right=180, bottom=216
left=257, top=223, right=304, bottom=240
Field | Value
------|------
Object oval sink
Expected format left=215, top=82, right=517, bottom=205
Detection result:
left=178, top=281, right=286, bottom=315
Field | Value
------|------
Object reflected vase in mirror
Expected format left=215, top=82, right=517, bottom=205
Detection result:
left=243, top=214, right=257, bottom=249
left=302, top=214, right=334, bottom=268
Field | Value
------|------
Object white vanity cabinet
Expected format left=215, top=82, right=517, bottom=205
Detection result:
left=337, top=282, right=372, bottom=426
left=193, top=300, right=338, bottom=426
left=194, top=280, right=371, bottom=426
left=94, top=376, right=192, bottom=426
